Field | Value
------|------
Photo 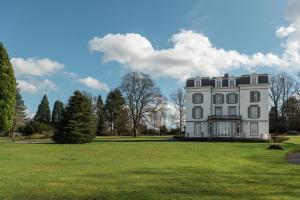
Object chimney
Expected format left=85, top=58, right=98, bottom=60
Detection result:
left=224, top=73, right=229, bottom=78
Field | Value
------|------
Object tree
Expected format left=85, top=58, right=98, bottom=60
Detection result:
left=0, top=43, right=16, bottom=133
left=169, top=88, right=186, bottom=134
left=53, top=90, right=96, bottom=144
left=104, top=89, right=126, bottom=135
left=51, top=100, right=64, bottom=128
left=96, top=95, right=106, bottom=135
left=34, top=94, right=51, bottom=124
left=282, top=96, right=300, bottom=131
left=11, top=87, right=27, bottom=135
left=120, top=72, right=166, bottom=137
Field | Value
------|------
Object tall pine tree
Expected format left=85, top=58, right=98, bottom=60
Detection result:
left=104, top=89, right=126, bottom=135
left=11, top=87, right=27, bottom=134
left=96, top=95, right=105, bottom=135
left=0, top=43, right=16, bottom=133
left=53, top=90, right=96, bottom=144
left=34, top=94, right=51, bottom=124
left=51, top=100, right=64, bottom=128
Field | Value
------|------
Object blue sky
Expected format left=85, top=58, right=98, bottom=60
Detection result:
left=0, top=0, right=297, bottom=115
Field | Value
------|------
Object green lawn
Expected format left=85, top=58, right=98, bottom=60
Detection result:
left=0, top=136, right=300, bottom=200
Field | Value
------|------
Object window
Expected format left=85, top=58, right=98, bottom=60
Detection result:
left=195, top=80, right=201, bottom=87
left=248, top=106, right=260, bottom=119
left=194, top=122, right=201, bottom=135
left=251, top=106, right=257, bottom=118
left=228, top=93, right=237, bottom=104
left=236, top=122, right=240, bottom=136
left=215, top=107, right=222, bottom=116
left=229, top=79, right=235, bottom=87
left=250, top=91, right=260, bottom=102
left=214, top=94, right=224, bottom=104
left=216, top=80, right=222, bottom=87
left=193, top=107, right=203, bottom=119
left=228, top=106, right=236, bottom=115
left=193, top=93, right=203, bottom=104
left=251, top=76, right=258, bottom=84
left=250, top=122, right=258, bottom=136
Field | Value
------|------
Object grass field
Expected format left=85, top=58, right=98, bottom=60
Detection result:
left=0, top=136, right=300, bottom=200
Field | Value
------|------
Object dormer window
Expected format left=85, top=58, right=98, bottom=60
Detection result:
left=229, top=77, right=235, bottom=87
left=195, top=79, right=201, bottom=87
left=250, top=74, right=258, bottom=84
left=216, top=79, right=222, bottom=87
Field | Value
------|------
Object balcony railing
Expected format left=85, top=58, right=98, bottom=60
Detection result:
left=208, top=115, right=242, bottom=120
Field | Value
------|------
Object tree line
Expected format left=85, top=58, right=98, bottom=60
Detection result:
left=0, top=42, right=186, bottom=143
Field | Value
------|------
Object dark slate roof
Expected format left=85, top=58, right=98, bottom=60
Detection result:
left=186, top=73, right=269, bottom=87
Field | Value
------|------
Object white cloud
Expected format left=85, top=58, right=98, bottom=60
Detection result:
left=62, top=71, right=78, bottom=79
left=78, top=76, right=109, bottom=91
left=17, top=80, right=38, bottom=93
left=276, top=25, right=296, bottom=38
left=11, top=57, right=64, bottom=77
left=17, top=79, right=58, bottom=94
left=89, top=31, right=285, bottom=80
left=89, top=0, right=300, bottom=80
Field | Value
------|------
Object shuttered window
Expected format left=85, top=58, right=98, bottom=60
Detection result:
left=213, top=94, right=224, bottom=104
left=227, top=93, right=238, bottom=104
left=192, top=93, right=203, bottom=104
left=250, top=91, right=260, bottom=102
left=193, top=107, right=203, bottom=119
left=248, top=106, right=260, bottom=119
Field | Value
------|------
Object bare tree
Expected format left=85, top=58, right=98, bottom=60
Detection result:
left=169, top=88, right=186, bottom=134
left=120, top=72, right=166, bottom=137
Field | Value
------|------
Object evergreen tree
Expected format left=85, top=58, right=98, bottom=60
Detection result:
left=104, top=89, right=126, bottom=135
left=34, top=94, right=51, bottom=124
left=11, top=87, right=27, bottom=134
left=53, top=90, right=96, bottom=144
left=0, top=43, right=16, bottom=133
left=51, top=100, right=64, bottom=128
left=96, top=95, right=106, bottom=135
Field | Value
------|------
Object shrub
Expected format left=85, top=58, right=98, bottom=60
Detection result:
left=271, top=136, right=289, bottom=143
left=268, top=144, right=284, bottom=150
left=19, top=121, right=53, bottom=136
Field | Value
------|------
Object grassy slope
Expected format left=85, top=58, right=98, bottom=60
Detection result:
left=0, top=136, right=299, bottom=200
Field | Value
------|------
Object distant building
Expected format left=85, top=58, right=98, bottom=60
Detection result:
left=185, top=73, right=269, bottom=139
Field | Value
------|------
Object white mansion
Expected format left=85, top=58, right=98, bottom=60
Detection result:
left=185, top=73, right=269, bottom=140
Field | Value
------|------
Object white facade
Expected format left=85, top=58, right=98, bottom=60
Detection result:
left=185, top=73, right=269, bottom=140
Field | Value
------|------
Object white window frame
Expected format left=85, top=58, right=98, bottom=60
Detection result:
left=194, top=107, right=202, bottom=119
left=229, top=77, right=236, bottom=87
left=194, top=122, right=201, bottom=135
left=216, top=79, right=222, bottom=87
left=194, top=94, right=202, bottom=104
left=228, top=93, right=236, bottom=104
left=216, top=94, right=222, bottom=104
left=195, top=79, right=201, bottom=87
left=215, top=107, right=222, bottom=116
left=250, top=75, right=258, bottom=84
left=250, top=122, right=258, bottom=136
left=250, top=106, right=258, bottom=118
left=228, top=106, right=236, bottom=115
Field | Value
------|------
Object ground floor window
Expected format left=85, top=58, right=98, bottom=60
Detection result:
left=210, top=121, right=240, bottom=137
left=194, top=122, right=201, bottom=136
left=250, top=122, right=258, bottom=136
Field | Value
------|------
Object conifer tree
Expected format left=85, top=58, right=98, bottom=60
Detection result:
left=34, top=94, right=51, bottom=124
left=96, top=95, right=105, bottom=135
left=53, top=90, right=96, bottom=143
left=0, top=43, right=16, bottom=133
left=11, top=87, right=27, bottom=134
left=51, top=100, right=64, bottom=128
left=104, top=89, right=125, bottom=134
